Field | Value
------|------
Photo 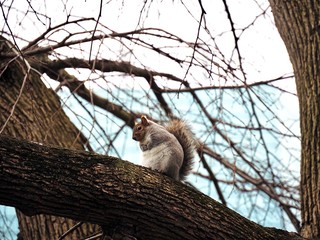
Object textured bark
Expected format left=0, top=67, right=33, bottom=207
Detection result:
left=268, top=1, right=320, bottom=239
left=0, top=36, right=100, bottom=239
left=0, top=135, right=303, bottom=240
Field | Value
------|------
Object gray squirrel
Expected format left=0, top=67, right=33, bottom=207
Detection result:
left=132, top=115, right=196, bottom=181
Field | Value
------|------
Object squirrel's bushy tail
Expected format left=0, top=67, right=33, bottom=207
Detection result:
left=166, top=120, right=197, bottom=181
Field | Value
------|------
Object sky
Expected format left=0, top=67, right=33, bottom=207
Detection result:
left=2, top=0, right=294, bottom=86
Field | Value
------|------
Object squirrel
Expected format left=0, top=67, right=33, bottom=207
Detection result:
left=132, top=115, right=196, bottom=181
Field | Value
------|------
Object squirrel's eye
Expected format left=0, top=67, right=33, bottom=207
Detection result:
left=137, top=126, right=142, bottom=131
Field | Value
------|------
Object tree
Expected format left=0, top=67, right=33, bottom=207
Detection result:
left=0, top=0, right=317, bottom=239
left=268, top=1, right=320, bottom=239
left=0, top=36, right=100, bottom=239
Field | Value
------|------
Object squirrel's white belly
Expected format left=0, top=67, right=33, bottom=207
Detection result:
left=141, top=143, right=177, bottom=171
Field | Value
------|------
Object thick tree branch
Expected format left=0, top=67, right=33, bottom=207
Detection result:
left=0, top=135, right=302, bottom=240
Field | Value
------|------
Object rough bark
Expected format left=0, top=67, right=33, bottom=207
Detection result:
left=0, top=135, right=303, bottom=240
left=0, top=36, right=100, bottom=239
left=268, top=1, right=320, bottom=239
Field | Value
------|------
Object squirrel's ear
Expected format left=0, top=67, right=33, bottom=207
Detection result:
left=141, top=115, right=149, bottom=126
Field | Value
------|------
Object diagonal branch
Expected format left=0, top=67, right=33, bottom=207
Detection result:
left=32, top=57, right=174, bottom=118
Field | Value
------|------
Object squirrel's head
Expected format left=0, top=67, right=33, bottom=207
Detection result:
left=132, top=115, right=150, bottom=141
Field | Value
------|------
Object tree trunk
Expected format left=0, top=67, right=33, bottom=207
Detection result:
left=268, top=1, right=320, bottom=239
left=0, top=36, right=100, bottom=239
left=0, top=135, right=303, bottom=240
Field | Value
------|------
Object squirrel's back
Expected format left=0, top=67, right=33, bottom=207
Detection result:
left=166, top=120, right=196, bottom=181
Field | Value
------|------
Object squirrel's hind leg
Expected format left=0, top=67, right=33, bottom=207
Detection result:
left=163, top=163, right=180, bottom=181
